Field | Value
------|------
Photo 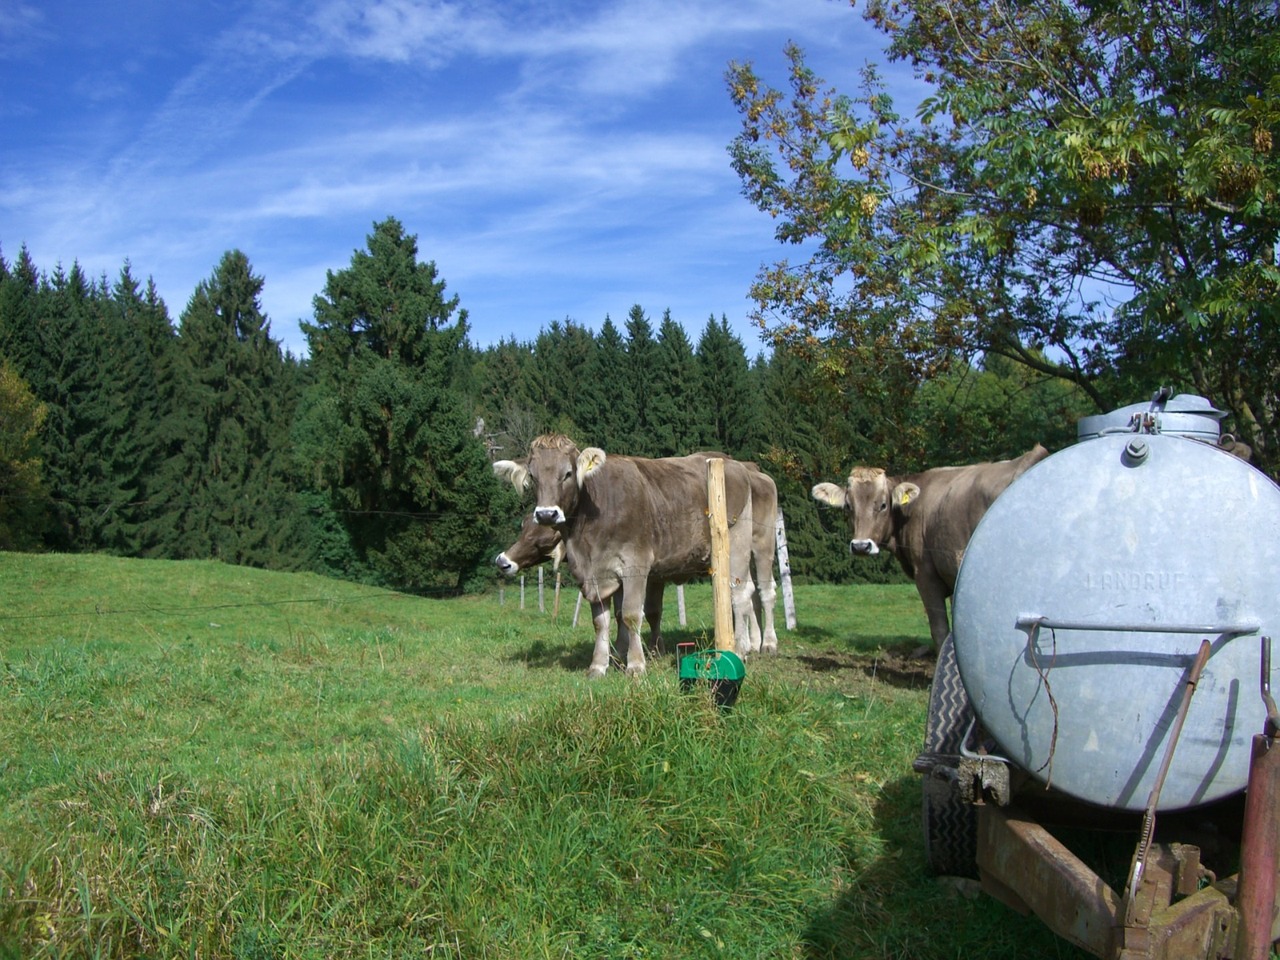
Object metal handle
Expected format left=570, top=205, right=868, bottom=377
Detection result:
left=1017, top=615, right=1259, bottom=636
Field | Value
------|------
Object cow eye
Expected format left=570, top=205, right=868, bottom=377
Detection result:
left=878, top=501, right=888, bottom=512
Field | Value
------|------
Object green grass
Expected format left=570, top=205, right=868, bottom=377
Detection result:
left=0, top=554, right=1091, bottom=959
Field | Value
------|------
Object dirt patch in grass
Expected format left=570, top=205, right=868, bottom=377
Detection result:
left=755, top=646, right=936, bottom=696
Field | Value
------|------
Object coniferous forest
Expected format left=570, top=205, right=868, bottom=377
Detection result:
left=0, top=214, right=1235, bottom=595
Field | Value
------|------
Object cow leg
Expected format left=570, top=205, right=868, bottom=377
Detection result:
left=754, top=561, right=778, bottom=655
left=914, top=574, right=952, bottom=657
left=644, top=579, right=666, bottom=655
left=611, top=592, right=629, bottom=665
left=729, top=522, right=760, bottom=657
left=587, top=597, right=614, bottom=679
left=618, top=587, right=648, bottom=678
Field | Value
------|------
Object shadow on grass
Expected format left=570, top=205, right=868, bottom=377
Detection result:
left=506, top=629, right=938, bottom=696
left=799, top=775, right=1091, bottom=960
left=506, top=638, right=594, bottom=672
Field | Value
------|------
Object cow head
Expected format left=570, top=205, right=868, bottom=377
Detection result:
left=812, top=467, right=918, bottom=556
left=494, top=514, right=564, bottom=576
left=525, top=434, right=606, bottom=526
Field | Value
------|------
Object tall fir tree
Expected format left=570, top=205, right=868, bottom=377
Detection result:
left=648, top=310, right=705, bottom=456
left=695, top=314, right=760, bottom=459
left=171, top=250, right=308, bottom=569
left=524, top=319, right=597, bottom=438
left=579, top=315, right=633, bottom=450
left=623, top=305, right=659, bottom=455
left=300, top=217, right=514, bottom=592
left=0, top=246, right=44, bottom=386
left=37, top=263, right=151, bottom=552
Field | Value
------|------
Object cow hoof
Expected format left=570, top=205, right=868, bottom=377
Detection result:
left=762, top=643, right=778, bottom=656
left=910, top=644, right=936, bottom=659
left=625, top=664, right=647, bottom=678
left=586, top=665, right=609, bottom=680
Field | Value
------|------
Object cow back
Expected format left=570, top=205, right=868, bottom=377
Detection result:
left=567, top=453, right=753, bottom=588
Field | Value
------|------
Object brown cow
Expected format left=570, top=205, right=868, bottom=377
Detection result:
left=521, top=435, right=759, bottom=677
left=494, top=455, right=781, bottom=659
left=812, top=445, right=1049, bottom=653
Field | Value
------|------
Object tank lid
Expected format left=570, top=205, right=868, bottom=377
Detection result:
left=1077, top=390, right=1226, bottom=443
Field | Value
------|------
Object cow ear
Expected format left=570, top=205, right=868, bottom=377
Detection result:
left=892, top=482, right=921, bottom=515
left=577, top=447, right=607, bottom=485
left=811, top=482, right=848, bottom=508
left=493, top=459, right=530, bottom=492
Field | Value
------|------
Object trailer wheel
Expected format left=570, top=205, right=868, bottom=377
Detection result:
left=921, top=633, right=979, bottom=878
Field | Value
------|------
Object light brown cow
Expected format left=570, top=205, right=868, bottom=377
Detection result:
left=520, top=435, right=759, bottom=677
left=493, top=461, right=664, bottom=665
left=495, top=454, right=780, bottom=660
left=812, top=445, right=1049, bottom=653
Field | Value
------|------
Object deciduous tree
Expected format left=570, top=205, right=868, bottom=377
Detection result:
left=728, top=0, right=1280, bottom=472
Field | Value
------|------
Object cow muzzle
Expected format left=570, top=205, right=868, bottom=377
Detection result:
left=534, top=506, right=565, bottom=526
left=494, top=553, right=519, bottom=576
left=849, top=539, right=880, bottom=556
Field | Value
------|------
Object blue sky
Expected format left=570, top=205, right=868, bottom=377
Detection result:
left=1, top=0, right=922, bottom=358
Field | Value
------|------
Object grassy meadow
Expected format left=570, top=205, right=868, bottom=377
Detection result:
left=0, top=553, right=1091, bottom=959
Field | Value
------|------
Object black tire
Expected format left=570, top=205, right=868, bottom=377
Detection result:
left=920, top=633, right=979, bottom=878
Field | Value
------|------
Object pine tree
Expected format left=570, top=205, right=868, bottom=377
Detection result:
left=0, top=246, right=43, bottom=385
left=37, top=262, right=147, bottom=552
left=171, top=250, right=308, bottom=569
left=579, top=316, right=633, bottom=450
left=695, top=314, right=760, bottom=459
left=524, top=319, right=597, bottom=438
left=623, top=305, right=659, bottom=455
left=648, top=310, right=704, bottom=456
left=301, top=217, right=514, bottom=592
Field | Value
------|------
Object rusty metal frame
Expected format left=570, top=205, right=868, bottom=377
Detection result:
left=976, top=804, right=1239, bottom=959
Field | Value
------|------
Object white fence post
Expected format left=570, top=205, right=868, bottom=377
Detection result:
left=776, top=511, right=797, bottom=630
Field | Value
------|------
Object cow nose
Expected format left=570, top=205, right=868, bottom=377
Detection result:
left=494, top=553, right=519, bottom=576
left=534, top=506, right=564, bottom=526
left=849, top=539, right=880, bottom=556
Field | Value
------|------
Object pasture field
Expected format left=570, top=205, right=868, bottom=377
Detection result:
left=0, top=553, right=1090, bottom=959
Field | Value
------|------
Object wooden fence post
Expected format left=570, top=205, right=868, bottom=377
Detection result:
left=706, top=458, right=734, bottom=651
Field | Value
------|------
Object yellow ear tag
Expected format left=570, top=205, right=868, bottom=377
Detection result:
left=898, top=490, right=911, bottom=506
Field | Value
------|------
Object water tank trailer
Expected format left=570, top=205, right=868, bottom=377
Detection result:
left=915, top=390, right=1280, bottom=959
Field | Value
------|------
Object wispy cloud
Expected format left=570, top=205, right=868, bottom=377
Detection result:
left=1, top=0, right=901, bottom=354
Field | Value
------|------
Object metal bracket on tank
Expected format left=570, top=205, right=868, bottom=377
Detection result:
left=956, top=718, right=1012, bottom=806
left=1261, top=636, right=1280, bottom=737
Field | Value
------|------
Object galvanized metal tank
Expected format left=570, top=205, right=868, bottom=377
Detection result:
left=952, top=392, right=1280, bottom=812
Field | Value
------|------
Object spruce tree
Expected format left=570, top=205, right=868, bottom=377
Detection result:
left=580, top=316, right=633, bottom=450
left=648, top=310, right=704, bottom=456
left=623, top=305, right=659, bottom=455
left=524, top=319, right=596, bottom=437
left=37, top=262, right=146, bottom=552
left=301, top=217, right=514, bottom=593
left=171, top=250, right=308, bottom=569
left=0, top=247, right=43, bottom=386
left=695, top=314, right=760, bottom=459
